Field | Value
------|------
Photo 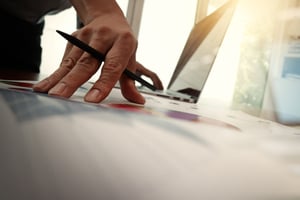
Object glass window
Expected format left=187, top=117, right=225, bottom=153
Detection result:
left=202, top=0, right=300, bottom=122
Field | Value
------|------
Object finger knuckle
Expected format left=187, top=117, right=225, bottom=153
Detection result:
left=60, top=57, right=76, bottom=71
left=76, top=56, right=100, bottom=73
left=77, top=27, right=91, bottom=37
left=119, top=31, right=137, bottom=47
left=151, top=72, right=158, bottom=77
left=94, top=26, right=113, bottom=36
left=104, top=59, right=123, bottom=73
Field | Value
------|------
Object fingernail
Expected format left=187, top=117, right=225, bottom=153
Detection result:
left=49, top=83, right=67, bottom=95
left=85, top=89, right=101, bottom=102
left=33, top=79, right=49, bottom=90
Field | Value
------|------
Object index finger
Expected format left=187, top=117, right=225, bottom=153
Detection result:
left=33, top=38, right=82, bottom=93
left=84, top=32, right=137, bottom=103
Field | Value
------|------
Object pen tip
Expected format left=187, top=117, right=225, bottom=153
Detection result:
left=56, top=30, right=63, bottom=35
left=56, top=30, right=69, bottom=39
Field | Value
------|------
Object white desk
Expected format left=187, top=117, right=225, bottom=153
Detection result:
left=1, top=79, right=300, bottom=200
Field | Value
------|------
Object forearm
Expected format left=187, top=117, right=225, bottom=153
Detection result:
left=69, top=0, right=125, bottom=25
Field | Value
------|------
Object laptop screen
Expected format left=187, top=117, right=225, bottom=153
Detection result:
left=167, top=0, right=237, bottom=102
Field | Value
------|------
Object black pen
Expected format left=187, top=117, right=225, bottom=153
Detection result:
left=56, top=30, right=156, bottom=91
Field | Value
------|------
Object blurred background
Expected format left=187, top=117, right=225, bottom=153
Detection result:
left=40, top=0, right=300, bottom=125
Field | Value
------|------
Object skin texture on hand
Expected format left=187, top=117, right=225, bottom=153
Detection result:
left=33, top=0, right=163, bottom=104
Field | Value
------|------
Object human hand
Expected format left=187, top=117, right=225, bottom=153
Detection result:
left=135, top=61, right=164, bottom=90
left=33, top=9, right=162, bottom=104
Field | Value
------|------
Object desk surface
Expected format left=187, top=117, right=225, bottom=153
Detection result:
left=1, top=71, right=300, bottom=200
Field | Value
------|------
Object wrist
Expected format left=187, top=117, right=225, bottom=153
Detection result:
left=70, top=0, right=125, bottom=25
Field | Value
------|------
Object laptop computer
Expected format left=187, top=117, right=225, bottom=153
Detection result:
left=137, top=0, right=237, bottom=103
